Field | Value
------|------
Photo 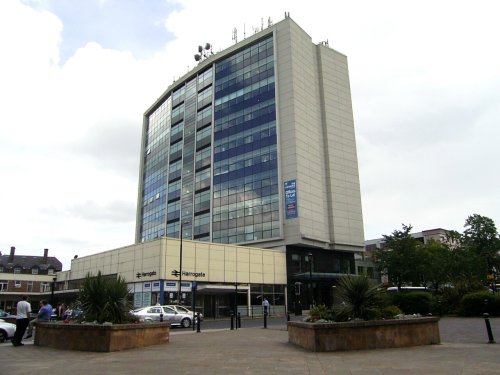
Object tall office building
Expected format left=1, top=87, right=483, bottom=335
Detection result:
left=136, top=15, right=364, bottom=307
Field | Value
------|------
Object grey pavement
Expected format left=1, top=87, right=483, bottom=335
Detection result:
left=1, top=317, right=500, bottom=374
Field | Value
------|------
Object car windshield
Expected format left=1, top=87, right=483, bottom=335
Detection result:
left=177, top=306, right=189, bottom=313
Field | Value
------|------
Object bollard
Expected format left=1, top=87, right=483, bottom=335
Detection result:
left=159, top=313, right=163, bottom=323
left=263, top=310, right=267, bottom=329
left=237, top=312, right=241, bottom=328
left=230, top=311, right=234, bottom=330
left=483, top=313, right=496, bottom=344
left=196, top=312, right=201, bottom=333
left=287, top=313, right=290, bottom=322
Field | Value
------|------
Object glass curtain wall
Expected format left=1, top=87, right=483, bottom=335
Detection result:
left=140, top=65, right=214, bottom=242
left=140, top=35, right=280, bottom=244
left=139, top=99, right=171, bottom=242
left=212, top=35, right=280, bottom=244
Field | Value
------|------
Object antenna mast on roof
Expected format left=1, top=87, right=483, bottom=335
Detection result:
left=232, top=28, right=238, bottom=44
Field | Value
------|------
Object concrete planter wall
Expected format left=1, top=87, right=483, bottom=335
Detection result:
left=35, top=322, right=170, bottom=352
left=288, top=317, right=440, bottom=352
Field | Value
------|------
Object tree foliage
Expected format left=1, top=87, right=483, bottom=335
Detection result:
left=78, top=271, right=132, bottom=324
left=419, top=239, right=453, bottom=291
left=461, top=214, right=500, bottom=275
left=375, top=215, right=500, bottom=294
left=336, top=274, right=382, bottom=320
left=376, top=224, right=422, bottom=289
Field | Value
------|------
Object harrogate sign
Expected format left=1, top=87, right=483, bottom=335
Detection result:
left=171, top=269, right=206, bottom=278
left=136, top=271, right=157, bottom=279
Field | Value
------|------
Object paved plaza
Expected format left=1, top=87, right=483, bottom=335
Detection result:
left=1, top=317, right=499, bottom=374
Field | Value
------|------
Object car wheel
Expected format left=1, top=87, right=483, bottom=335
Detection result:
left=0, top=330, right=7, bottom=343
left=181, top=318, right=191, bottom=328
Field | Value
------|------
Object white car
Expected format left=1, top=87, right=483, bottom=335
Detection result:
left=165, top=305, right=203, bottom=321
left=130, top=305, right=193, bottom=328
left=0, top=319, right=16, bottom=343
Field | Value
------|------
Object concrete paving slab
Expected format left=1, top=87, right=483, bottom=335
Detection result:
left=0, top=317, right=499, bottom=374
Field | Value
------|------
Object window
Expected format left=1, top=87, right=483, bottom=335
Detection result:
left=194, top=190, right=211, bottom=213
left=40, top=282, right=50, bottom=293
left=32, top=268, right=39, bottom=275
left=0, top=280, right=8, bottom=291
left=167, top=200, right=181, bottom=221
left=0, top=266, right=4, bottom=272
left=48, top=268, right=55, bottom=275
left=14, top=267, right=21, bottom=274
left=27, top=281, right=33, bottom=292
left=194, top=212, right=210, bottom=236
left=15, top=280, right=21, bottom=288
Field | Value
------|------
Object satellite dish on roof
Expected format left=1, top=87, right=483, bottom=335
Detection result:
left=193, top=43, right=213, bottom=63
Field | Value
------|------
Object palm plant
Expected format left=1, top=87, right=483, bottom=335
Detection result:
left=78, top=271, right=132, bottom=324
left=336, top=274, right=382, bottom=320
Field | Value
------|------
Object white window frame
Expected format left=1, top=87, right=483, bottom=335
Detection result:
left=0, top=280, right=8, bottom=291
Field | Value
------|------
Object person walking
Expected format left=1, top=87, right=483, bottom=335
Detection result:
left=25, top=299, right=52, bottom=339
left=11, top=295, right=31, bottom=347
left=262, top=297, right=270, bottom=316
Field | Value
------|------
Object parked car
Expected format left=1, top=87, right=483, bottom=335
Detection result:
left=165, top=305, right=203, bottom=321
left=130, top=305, right=193, bottom=328
left=0, top=318, right=16, bottom=343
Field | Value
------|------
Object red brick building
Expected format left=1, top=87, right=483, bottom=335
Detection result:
left=0, top=246, right=62, bottom=314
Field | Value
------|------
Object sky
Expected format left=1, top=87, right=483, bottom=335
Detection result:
left=1, top=0, right=499, bottom=270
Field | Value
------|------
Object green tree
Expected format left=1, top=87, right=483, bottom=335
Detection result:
left=461, top=214, right=500, bottom=275
left=376, top=224, right=423, bottom=289
left=419, top=239, right=453, bottom=291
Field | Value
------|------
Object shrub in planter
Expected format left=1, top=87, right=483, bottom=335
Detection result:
left=375, top=304, right=404, bottom=319
left=334, top=274, right=389, bottom=321
left=391, top=292, right=434, bottom=315
left=459, top=291, right=500, bottom=316
left=307, top=304, right=335, bottom=322
left=337, top=274, right=382, bottom=320
left=78, top=271, right=135, bottom=324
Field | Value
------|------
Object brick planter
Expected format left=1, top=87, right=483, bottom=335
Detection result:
left=34, top=322, right=170, bottom=352
left=288, top=317, right=440, bottom=352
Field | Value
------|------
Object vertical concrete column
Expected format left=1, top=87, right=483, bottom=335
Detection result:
left=247, top=287, right=252, bottom=316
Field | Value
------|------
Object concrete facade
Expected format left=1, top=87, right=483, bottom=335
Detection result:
left=55, top=238, right=287, bottom=317
left=275, top=20, right=363, bottom=252
left=135, top=15, right=363, bottom=252
left=134, top=15, right=364, bottom=310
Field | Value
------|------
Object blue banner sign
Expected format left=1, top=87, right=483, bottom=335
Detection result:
left=284, top=179, right=298, bottom=219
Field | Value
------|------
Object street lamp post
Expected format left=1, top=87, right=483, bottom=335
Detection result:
left=178, top=220, right=191, bottom=305
left=178, top=222, right=184, bottom=304
left=308, top=252, right=314, bottom=309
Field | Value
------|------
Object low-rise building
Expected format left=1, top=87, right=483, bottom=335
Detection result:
left=54, top=237, right=287, bottom=318
left=0, top=247, right=62, bottom=313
